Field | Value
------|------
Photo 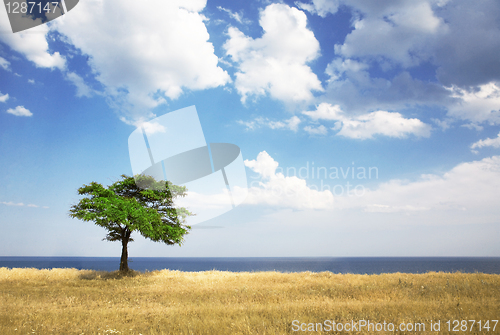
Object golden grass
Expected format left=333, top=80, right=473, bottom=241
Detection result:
left=0, top=268, right=499, bottom=334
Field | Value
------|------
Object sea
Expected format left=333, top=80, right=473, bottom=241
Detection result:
left=1, top=257, right=500, bottom=274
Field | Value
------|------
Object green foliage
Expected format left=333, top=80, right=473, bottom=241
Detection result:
left=69, top=175, right=192, bottom=246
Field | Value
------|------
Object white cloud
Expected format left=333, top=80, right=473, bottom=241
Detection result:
left=28, top=79, right=35, bottom=84
left=0, top=5, right=65, bottom=70
left=302, top=103, right=343, bottom=120
left=65, top=72, right=92, bottom=97
left=291, top=0, right=500, bottom=97
left=0, top=93, right=8, bottom=102
left=6, top=106, right=32, bottom=117
left=242, top=152, right=500, bottom=218
left=304, top=124, right=327, bottom=135
left=0, top=56, right=11, bottom=71
left=244, top=151, right=334, bottom=209
left=238, top=116, right=301, bottom=132
left=470, top=132, right=500, bottom=151
left=317, top=0, right=500, bottom=126
left=53, top=0, right=229, bottom=123
left=445, top=83, right=500, bottom=124
left=338, top=155, right=500, bottom=214
left=245, top=151, right=279, bottom=179
left=325, top=58, right=369, bottom=82
left=303, top=103, right=431, bottom=139
left=223, top=3, right=323, bottom=104
left=296, top=0, right=339, bottom=17
left=338, top=111, right=432, bottom=139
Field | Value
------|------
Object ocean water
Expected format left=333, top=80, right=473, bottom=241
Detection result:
left=1, top=257, right=500, bottom=274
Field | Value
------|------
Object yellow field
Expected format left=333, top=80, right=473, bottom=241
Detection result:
left=1, top=268, right=499, bottom=334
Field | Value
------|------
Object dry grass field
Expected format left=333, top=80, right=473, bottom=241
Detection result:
left=0, top=268, right=499, bottom=334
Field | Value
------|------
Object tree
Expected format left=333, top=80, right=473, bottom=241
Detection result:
left=69, top=174, right=192, bottom=272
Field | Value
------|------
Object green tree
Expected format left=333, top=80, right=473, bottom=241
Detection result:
left=69, top=174, right=192, bottom=272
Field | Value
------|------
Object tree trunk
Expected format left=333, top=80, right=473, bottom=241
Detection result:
left=119, top=229, right=131, bottom=272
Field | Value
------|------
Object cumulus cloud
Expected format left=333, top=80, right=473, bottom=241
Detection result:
left=223, top=3, right=323, bottom=105
left=445, top=83, right=500, bottom=124
left=302, top=103, right=343, bottom=120
left=0, top=57, right=11, bottom=71
left=6, top=106, right=32, bottom=117
left=0, top=5, right=65, bottom=70
left=52, top=0, right=229, bottom=123
left=470, top=132, right=500, bottom=151
left=311, top=0, right=500, bottom=126
left=244, top=151, right=334, bottom=209
left=240, top=151, right=500, bottom=218
left=0, top=93, right=8, bottom=102
left=238, top=116, right=301, bottom=132
left=337, top=111, right=432, bottom=139
left=302, top=103, right=431, bottom=139
left=242, top=151, right=500, bottom=216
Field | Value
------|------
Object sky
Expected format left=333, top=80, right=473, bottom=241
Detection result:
left=1, top=0, right=500, bottom=257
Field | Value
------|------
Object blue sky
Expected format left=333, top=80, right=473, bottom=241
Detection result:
left=1, top=0, right=500, bottom=257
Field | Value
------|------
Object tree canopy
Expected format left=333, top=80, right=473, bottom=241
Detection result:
left=69, top=174, right=192, bottom=271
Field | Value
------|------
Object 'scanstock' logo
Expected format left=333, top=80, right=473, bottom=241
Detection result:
left=128, top=106, right=248, bottom=225
left=3, top=0, right=79, bottom=33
